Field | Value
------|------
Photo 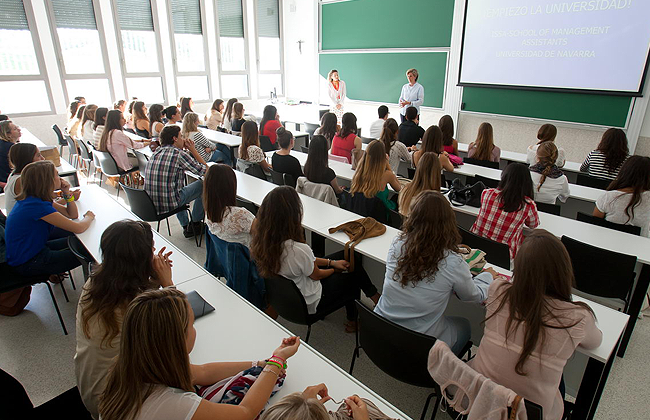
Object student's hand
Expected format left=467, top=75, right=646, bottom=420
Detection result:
left=72, top=189, right=81, bottom=201
left=331, top=260, right=349, bottom=271
left=302, top=383, right=332, bottom=405
left=59, top=178, right=71, bottom=195
left=273, top=336, right=301, bottom=360
left=205, top=147, right=211, bottom=154
left=345, top=395, right=370, bottom=420
left=83, top=211, right=95, bottom=220
left=152, top=246, right=174, bottom=287
left=184, top=138, right=197, bottom=150
left=482, top=267, right=499, bottom=279
left=336, top=104, right=342, bottom=110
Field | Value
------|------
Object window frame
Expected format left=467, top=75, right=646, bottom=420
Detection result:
left=253, top=0, right=284, bottom=99
left=0, top=0, right=56, bottom=117
left=214, top=0, right=251, bottom=100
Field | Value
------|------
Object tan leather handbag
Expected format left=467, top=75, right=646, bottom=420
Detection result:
left=328, top=217, right=386, bottom=272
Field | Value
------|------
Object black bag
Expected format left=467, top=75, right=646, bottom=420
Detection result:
left=447, top=178, right=486, bottom=207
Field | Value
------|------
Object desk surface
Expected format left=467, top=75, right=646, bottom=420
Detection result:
left=20, top=129, right=78, bottom=176
left=199, top=127, right=242, bottom=147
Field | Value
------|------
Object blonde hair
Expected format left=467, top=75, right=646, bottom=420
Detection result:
left=327, top=69, right=339, bottom=83
left=16, top=160, right=56, bottom=202
left=398, top=152, right=442, bottom=216
left=472, top=122, right=495, bottom=161
left=181, top=112, right=200, bottom=138
left=99, top=288, right=192, bottom=420
left=535, top=142, right=559, bottom=192
left=350, top=140, right=387, bottom=198
left=0, top=120, right=16, bottom=143
left=406, top=68, right=419, bottom=81
left=260, top=393, right=329, bottom=420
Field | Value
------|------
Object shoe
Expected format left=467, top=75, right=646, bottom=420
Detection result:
left=191, top=221, right=205, bottom=234
left=182, top=225, right=196, bottom=238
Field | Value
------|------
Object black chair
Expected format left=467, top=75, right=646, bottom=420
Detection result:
left=463, top=157, right=500, bottom=169
left=348, top=193, right=389, bottom=224
left=68, top=236, right=95, bottom=282
left=576, top=212, right=641, bottom=235
left=77, top=140, right=93, bottom=175
left=244, top=164, right=266, bottom=181
left=350, top=301, right=470, bottom=420
left=269, top=169, right=285, bottom=186
left=120, top=183, right=202, bottom=247
left=561, top=236, right=637, bottom=312
left=407, top=167, right=415, bottom=180
left=65, top=134, right=79, bottom=168
left=264, top=275, right=342, bottom=343
left=135, top=127, right=151, bottom=139
left=576, top=173, right=611, bottom=190
left=360, top=136, right=375, bottom=144
left=260, top=135, right=278, bottom=152
left=473, top=174, right=499, bottom=189
left=236, top=198, right=258, bottom=215
left=304, top=122, right=320, bottom=138
left=134, top=149, right=149, bottom=179
left=535, top=201, right=561, bottom=216
left=458, top=226, right=510, bottom=269
left=300, top=145, right=309, bottom=154
left=51, top=124, right=68, bottom=156
left=387, top=208, right=403, bottom=230
left=283, top=172, right=296, bottom=188
left=93, top=150, right=138, bottom=198
left=318, top=109, right=328, bottom=120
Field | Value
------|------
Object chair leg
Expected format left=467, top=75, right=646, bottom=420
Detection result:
left=349, top=346, right=360, bottom=374
left=156, top=220, right=161, bottom=233
left=68, top=270, right=76, bottom=290
left=59, top=281, right=69, bottom=303
left=166, top=218, right=171, bottom=236
left=420, top=392, right=437, bottom=420
left=45, top=282, right=68, bottom=335
left=429, top=386, right=442, bottom=420
left=305, top=324, right=312, bottom=343
left=99, top=172, right=103, bottom=187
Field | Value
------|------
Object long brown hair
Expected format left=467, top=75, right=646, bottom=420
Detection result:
left=536, top=124, right=557, bottom=144
left=350, top=140, right=387, bottom=198
left=420, top=125, right=444, bottom=154
left=498, top=163, right=535, bottom=212
left=438, top=115, right=455, bottom=147
left=99, top=110, right=126, bottom=152
left=486, top=230, right=594, bottom=375
left=472, top=122, right=495, bottom=161
left=224, top=98, right=238, bottom=123
left=319, top=112, right=337, bottom=143
left=8, top=143, right=39, bottom=174
left=16, top=160, right=56, bottom=202
left=534, top=142, right=559, bottom=192
left=338, top=112, right=357, bottom=138
left=398, top=152, right=441, bottom=216
left=203, top=164, right=237, bottom=224
left=379, top=118, right=399, bottom=154
left=250, top=186, right=305, bottom=278
left=80, top=220, right=157, bottom=348
left=240, top=120, right=260, bottom=161
left=99, top=289, right=192, bottom=420
left=81, top=104, right=98, bottom=136
left=597, top=128, right=629, bottom=173
left=395, top=191, right=460, bottom=287
left=132, top=101, right=148, bottom=126
left=303, top=135, right=330, bottom=182
left=607, top=156, right=650, bottom=223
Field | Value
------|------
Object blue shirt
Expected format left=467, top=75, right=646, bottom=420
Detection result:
left=5, top=196, right=56, bottom=266
left=399, top=82, right=425, bottom=116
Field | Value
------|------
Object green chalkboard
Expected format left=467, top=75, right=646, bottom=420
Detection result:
left=319, top=52, right=447, bottom=108
left=462, top=87, right=632, bottom=127
left=321, top=0, right=455, bottom=50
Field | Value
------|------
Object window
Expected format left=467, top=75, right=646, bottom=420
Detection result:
left=216, top=0, right=249, bottom=98
left=0, top=0, right=53, bottom=114
left=113, top=0, right=166, bottom=103
left=49, top=0, right=114, bottom=105
left=169, top=0, right=211, bottom=101
left=255, top=0, right=282, bottom=97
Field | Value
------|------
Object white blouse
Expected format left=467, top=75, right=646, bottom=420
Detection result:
left=206, top=206, right=255, bottom=247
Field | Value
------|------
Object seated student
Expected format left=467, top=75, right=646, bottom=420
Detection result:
left=0, top=120, right=21, bottom=190
left=180, top=97, right=194, bottom=118
left=398, top=152, right=441, bottom=217
left=132, top=101, right=151, bottom=138
left=164, top=105, right=182, bottom=125
left=144, top=125, right=207, bottom=238
left=5, top=160, right=94, bottom=277
left=223, top=98, right=238, bottom=132
left=526, top=124, right=565, bottom=168
left=380, top=118, right=411, bottom=173
left=204, top=164, right=255, bottom=247
left=99, top=288, right=301, bottom=420
left=75, top=220, right=173, bottom=419
left=205, top=99, right=224, bottom=130
left=397, top=106, right=424, bottom=148
left=75, top=96, right=86, bottom=105
left=181, top=112, right=232, bottom=165
left=303, top=135, right=345, bottom=195
left=5, top=143, right=44, bottom=214
left=80, top=104, right=98, bottom=145
left=92, top=107, right=109, bottom=149
left=272, top=127, right=303, bottom=187
left=113, top=99, right=126, bottom=113
left=148, top=104, right=165, bottom=138
left=439, top=114, right=458, bottom=156
left=471, top=163, right=540, bottom=260
left=331, top=112, right=362, bottom=164
left=314, top=112, right=338, bottom=148
left=68, top=105, right=86, bottom=140
left=471, top=230, right=602, bottom=420
left=593, top=155, right=650, bottom=237
left=375, top=191, right=495, bottom=355
left=238, top=121, right=271, bottom=172
left=260, top=105, right=283, bottom=145
left=581, top=128, right=629, bottom=180
left=260, top=386, right=374, bottom=420
left=412, top=125, right=454, bottom=172
left=467, top=122, right=500, bottom=163
left=230, top=103, right=247, bottom=132
left=251, top=186, right=379, bottom=331
left=350, top=140, right=402, bottom=213
left=125, top=100, right=137, bottom=131
left=369, top=105, right=389, bottom=139
left=98, top=110, right=149, bottom=171
left=69, top=100, right=80, bottom=122
left=530, top=142, right=570, bottom=205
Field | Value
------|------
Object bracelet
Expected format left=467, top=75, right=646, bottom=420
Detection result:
left=266, top=360, right=283, bottom=370
left=268, top=357, right=287, bottom=369
left=327, top=259, right=331, bottom=268
left=271, top=354, right=286, bottom=363
left=262, top=366, right=280, bottom=376
left=65, top=195, right=75, bottom=203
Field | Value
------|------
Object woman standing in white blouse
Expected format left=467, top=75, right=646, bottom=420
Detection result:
left=399, top=68, right=424, bottom=123
left=327, top=69, right=346, bottom=124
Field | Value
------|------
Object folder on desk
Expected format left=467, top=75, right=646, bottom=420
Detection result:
left=187, top=290, right=215, bottom=320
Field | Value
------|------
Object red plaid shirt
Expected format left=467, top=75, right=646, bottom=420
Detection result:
left=471, top=188, right=540, bottom=259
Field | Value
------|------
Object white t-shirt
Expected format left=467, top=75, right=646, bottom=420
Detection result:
left=526, top=143, right=566, bottom=168
left=4, top=173, right=19, bottom=214
left=134, top=386, right=202, bottom=420
left=596, top=190, right=650, bottom=237
left=206, top=206, right=255, bottom=247
left=369, top=119, right=385, bottom=139
left=278, top=240, right=319, bottom=314
left=530, top=172, right=570, bottom=204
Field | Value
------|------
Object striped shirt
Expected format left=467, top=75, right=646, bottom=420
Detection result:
left=188, top=131, right=216, bottom=161
left=580, top=150, right=627, bottom=180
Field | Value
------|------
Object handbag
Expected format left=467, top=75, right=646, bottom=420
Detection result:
left=328, top=217, right=386, bottom=272
left=197, top=365, right=285, bottom=407
left=447, top=178, right=486, bottom=208
left=458, top=245, right=487, bottom=275
left=447, top=153, right=463, bottom=167
left=40, top=146, right=61, bottom=167
left=351, top=148, right=364, bottom=170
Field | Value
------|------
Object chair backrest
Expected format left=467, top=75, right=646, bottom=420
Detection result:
left=77, top=140, right=92, bottom=160
left=576, top=212, right=641, bottom=235
left=300, top=145, right=310, bottom=154
left=304, top=122, right=319, bottom=137
left=244, top=164, right=266, bottom=180
left=92, top=150, right=121, bottom=176
left=51, top=124, right=67, bottom=147
left=134, top=127, right=151, bottom=139
left=283, top=172, right=296, bottom=188
left=360, top=136, right=375, bottom=144
left=463, top=157, right=500, bottom=169
left=65, top=135, right=77, bottom=154
left=458, top=226, right=511, bottom=269
left=236, top=198, right=258, bottom=215
left=535, top=201, right=561, bottom=216
left=473, top=174, right=499, bottom=189
left=407, top=167, right=415, bottom=180
left=67, top=235, right=95, bottom=263
left=318, top=109, right=328, bottom=120
left=576, top=173, right=611, bottom=190
left=0, top=368, right=34, bottom=412
left=328, top=153, right=348, bottom=164
left=561, top=235, right=637, bottom=308
left=387, top=208, right=403, bottom=230
left=265, top=275, right=311, bottom=325
left=269, top=169, right=285, bottom=186
left=348, top=193, right=388, bottom=224
left=134, top=150, right=149, bottom=175
left=357, top=301, right=437, bottom=388
left=120, top=183, right=161, bottom=220
left=259, top=135, right=277, bottom=152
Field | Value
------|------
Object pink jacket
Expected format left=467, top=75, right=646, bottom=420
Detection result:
left=107, top=130, right=145, bottom=171
left=428, top=341, right=528, bottom=420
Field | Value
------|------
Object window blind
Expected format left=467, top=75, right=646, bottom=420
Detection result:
left=115, top=0, right=154, bottom=31
left=256, top=0, right=279, bottom=38
left=217, top=0, right=244, bottom=38
left=0, top=0, right=29, bottom=30
left=51, top=0, right=97, bottom=30
left=171, top=0, right=202, bottom=35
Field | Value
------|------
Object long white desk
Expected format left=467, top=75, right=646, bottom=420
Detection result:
left=20, top=128, right=79, bottom=186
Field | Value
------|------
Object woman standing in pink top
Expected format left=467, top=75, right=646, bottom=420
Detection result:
left=470, top=230, right=602, bottom=420
left=331, top=112, right=362, bottom=164
left=327, top=69, right=346, bottom=124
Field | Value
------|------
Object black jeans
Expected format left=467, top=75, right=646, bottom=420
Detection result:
left=12, top=238, right=81, bottom=277
left=316, top=250, right=378, bottom=321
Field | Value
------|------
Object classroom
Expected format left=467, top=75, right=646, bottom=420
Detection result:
left=1, top=0, right=649, bottom=419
